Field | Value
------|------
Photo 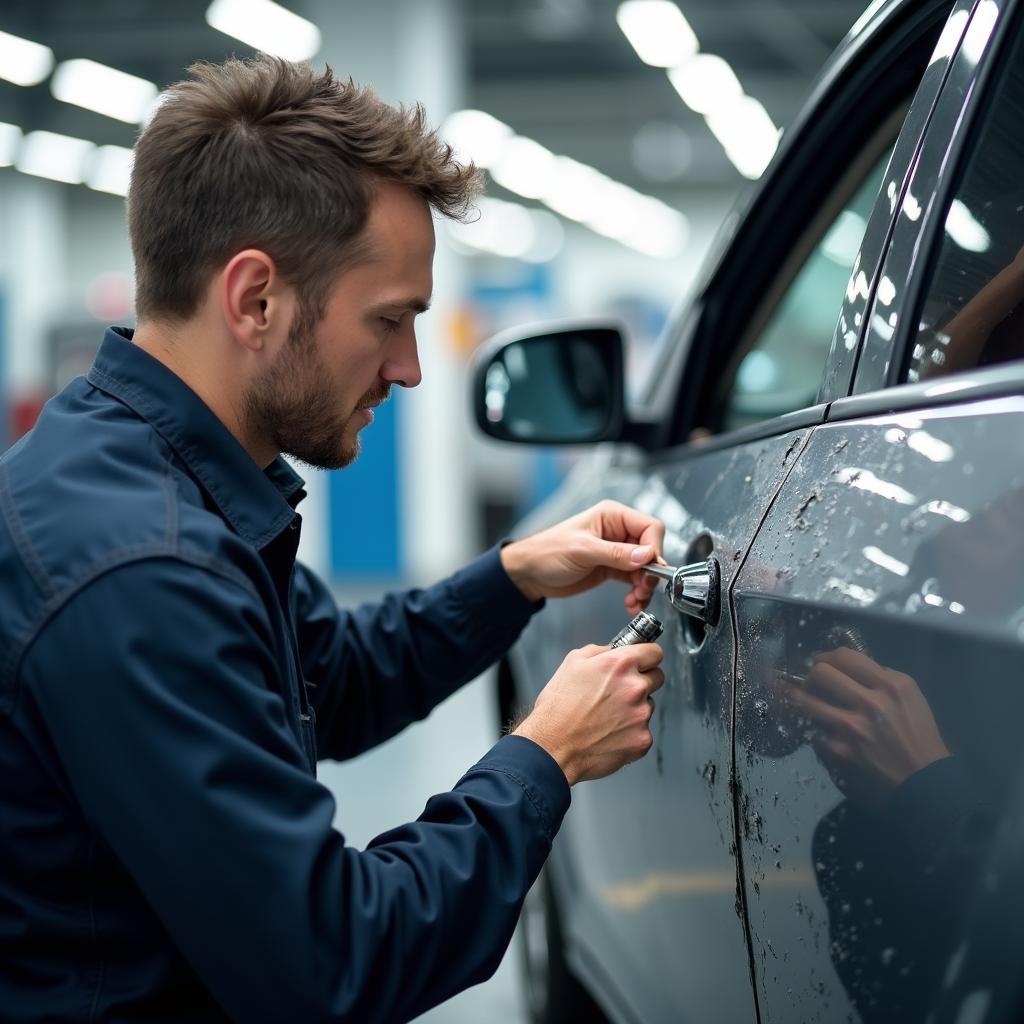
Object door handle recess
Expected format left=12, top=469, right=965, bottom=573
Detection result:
left=643, top=558, right=721, bottom=626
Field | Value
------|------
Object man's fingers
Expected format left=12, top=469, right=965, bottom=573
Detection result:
left=813, top=647, right=892, bottom=689
left=588, top=501, right=666, bottom=559
left=583, top=535, right=656, bottom=573
left=785, top=684, right=848, bottom=732
left=806, top=662, right=870, bottom=711
left=644, top=668, right=666, bottom=695
left=624, top=641, right=663, bottom=672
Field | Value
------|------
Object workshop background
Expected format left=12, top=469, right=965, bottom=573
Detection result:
left=0, top=1, right=867, bottom=1019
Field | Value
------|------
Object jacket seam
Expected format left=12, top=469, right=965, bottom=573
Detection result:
left=2, top=547, right=263, bottom=718
left=85, top=832, right=106, bottom=1023
left=0, top=458, right=55, bottom=598
left=477, top=764, right=556, bottom=840
left=160, top=441, right=179, bottom=548
left=87, top=366, right=293, bottom=550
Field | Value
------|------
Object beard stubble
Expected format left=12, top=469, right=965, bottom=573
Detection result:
left=242, top=317, right=389, bottom=471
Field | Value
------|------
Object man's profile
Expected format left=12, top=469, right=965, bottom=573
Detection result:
left=0, top=56, right=666, bottom=1022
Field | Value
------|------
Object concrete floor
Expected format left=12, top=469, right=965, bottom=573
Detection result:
left=318, top=670, right=529, bottom=1024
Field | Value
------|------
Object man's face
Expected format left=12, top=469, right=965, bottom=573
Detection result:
left=244, top=182, right=434, bottom=470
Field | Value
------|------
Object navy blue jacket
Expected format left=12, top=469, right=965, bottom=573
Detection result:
left=0, top=327, right=570, bottom=1023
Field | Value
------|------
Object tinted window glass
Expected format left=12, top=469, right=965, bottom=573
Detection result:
left=904, top=27, right=1024, bottom=383
left=722, top=151, right=889, bottom=433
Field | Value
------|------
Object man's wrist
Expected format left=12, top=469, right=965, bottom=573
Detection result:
left=500, top=540, right=543, bottom=603
left=513, top=715, right=579, bottom=786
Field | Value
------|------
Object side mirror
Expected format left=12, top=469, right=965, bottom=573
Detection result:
left=471, top=322, right=628, bottom=445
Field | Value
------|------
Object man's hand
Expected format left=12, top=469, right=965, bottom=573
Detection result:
left=782, top=647, right=950, bottom=806
left=500, top=500, right=665, bottom=614
left=514, top=642, right=665, bottom=785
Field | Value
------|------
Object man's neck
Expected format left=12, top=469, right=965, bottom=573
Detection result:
left=132, top=319, right=277, bottom=469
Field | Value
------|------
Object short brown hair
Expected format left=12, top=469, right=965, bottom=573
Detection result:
left=128, top=56, right=481, bottom=323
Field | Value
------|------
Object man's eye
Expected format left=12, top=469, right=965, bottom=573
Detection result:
left=381, top=317, right=401, bottom=333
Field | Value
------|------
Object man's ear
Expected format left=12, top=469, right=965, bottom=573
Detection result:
left=220, top=249, right=294, bottom=352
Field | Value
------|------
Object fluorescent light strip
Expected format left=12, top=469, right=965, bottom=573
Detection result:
left=16, top=130, right=96, bottom=185
left=443, top=109, right=512, bottom=169
left=616, top=1, right=697, bottom=68
left=86, top=145, right=134, bottom=196
left=205, top=0, right=322, bottom=61
left=945, top=199, right=990, bottom=253
left=51, top=59, right=159, bottom=124
left=447, top=196, right=565, bottom=263
left=667, top=54, right=742, bottom=115
left=0, top=121, right=23, bottom=166
left=443, top=110, right=689, bottom=259
left=705, top=94, right=780, bottom=179
left=0, top=28, right=54, bottom=87
left=614, top=2, right=780, bottom=179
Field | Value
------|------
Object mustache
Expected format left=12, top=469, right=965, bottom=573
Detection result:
left=358, top=385, right=392, bottom=410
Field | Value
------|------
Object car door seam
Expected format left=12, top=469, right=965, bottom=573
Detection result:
left=726, top=424, right=817, bottom=1024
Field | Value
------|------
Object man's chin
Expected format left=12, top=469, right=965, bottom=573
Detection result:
left=284, top=437, right=359, bottom=472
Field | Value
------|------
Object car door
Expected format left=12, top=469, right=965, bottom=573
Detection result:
left=505, top=4, right=958, bottom=1021
left=731, top=2, right=1024, bottom=1021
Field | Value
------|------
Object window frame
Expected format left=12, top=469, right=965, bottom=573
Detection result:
left=851, top=0, right=1023, bottom=395
left=639, top=0, right=959, bottom=451
left=715, top=115, right=903, bottom=434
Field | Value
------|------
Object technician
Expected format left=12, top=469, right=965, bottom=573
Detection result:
left=0, top=56, right=666, bottom=1022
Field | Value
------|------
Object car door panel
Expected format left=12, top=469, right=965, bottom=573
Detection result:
left=510, top=429, right=811, bottom=1023
left=732, top=396, right=1024, bottom=1022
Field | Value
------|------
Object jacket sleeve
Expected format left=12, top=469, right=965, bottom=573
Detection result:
left=293, top=545, right=544, bottom=760
left=23, top=556, right=570, bottom=1024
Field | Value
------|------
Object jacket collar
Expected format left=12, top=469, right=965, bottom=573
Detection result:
left=87, top=326, right=306, bottom=550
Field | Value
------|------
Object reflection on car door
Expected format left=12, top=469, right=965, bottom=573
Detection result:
left=731, top=3, right=1024, bottom=1020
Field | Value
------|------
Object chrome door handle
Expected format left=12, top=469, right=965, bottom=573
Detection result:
left=643, top=558, right=721, bottom=626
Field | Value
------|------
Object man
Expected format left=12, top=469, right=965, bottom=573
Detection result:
left=0, top=57, right=665, bottom=1022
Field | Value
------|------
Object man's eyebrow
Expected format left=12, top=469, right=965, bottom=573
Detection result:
left=374, top=296, right=432, bottom=314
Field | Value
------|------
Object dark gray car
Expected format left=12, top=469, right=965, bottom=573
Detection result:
left=473, top=1, right=1024, bottom=1021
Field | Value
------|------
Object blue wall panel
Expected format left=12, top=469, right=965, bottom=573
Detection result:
left=328, top=394, right=402, bottom=578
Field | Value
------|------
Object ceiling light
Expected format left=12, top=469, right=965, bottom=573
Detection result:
left=0, top=122, right=22, bottom=166
left=490, top=136, right=556, bottom=200
left=86, top=145, right=134, bottom=196
left=542, top=157, right=610, bottom=221
left=928, top=8, right=969, bottom=65
left=205, top=0, right=322, bottom=61
left=448, top=196, right=565, bottom=263
left=51, top=59, right=159, bottom=124
left=704, top=95, right=779, bottom=179
left=442, top=109, right=513, bottom=169
left=462, top=108, right=690, bottom=259
left=945, top=199, right=990, bottom=252
left=16, top=130, right=96, bottom=184
left=616, top=1, right=698, bottom=67
left=821, top=209, right=867, bottom=265
left=862, top=545, right=909, bottom=576
left=0, top=29, right=54, bottom=87
left=668, top=54, right=743, bottom=115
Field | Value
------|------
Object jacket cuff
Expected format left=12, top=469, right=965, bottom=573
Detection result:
left=450, top=545, right=545, bottom=627
left=885, top=756, right=989, bottom=866
left=470, top=734, right=571, bottom=842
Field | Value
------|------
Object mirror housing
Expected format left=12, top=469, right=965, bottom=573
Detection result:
left=472, top=320, right=652, bottom=446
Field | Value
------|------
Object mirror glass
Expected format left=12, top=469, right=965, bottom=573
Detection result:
left=480, top=330, right=620, bottom=443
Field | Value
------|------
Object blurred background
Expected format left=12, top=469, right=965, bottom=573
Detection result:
left=0, top=1, right=868, bottom=1019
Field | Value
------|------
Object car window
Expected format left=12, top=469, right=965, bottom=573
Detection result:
left=903, top=24, right=1024, bottom=384
left=720, top=147, right=891, bottom=433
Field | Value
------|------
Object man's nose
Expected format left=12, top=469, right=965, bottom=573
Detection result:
left=384, top=329, right=422, bottom=389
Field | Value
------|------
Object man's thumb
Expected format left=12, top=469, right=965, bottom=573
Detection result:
left=628, top=543, right=654, bottom=565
